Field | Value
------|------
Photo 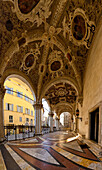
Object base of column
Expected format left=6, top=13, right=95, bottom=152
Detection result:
left=75, top=129, right=79, bottom=133
left=49, top=130, right=54, bottom=133
left=35, top=133, right=42, bottom=136
left=0, top=137, right=6, bottom=143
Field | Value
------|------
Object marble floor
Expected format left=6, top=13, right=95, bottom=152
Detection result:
left=0, top=131, right=102, bottom=170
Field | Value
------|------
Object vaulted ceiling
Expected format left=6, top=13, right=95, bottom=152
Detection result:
left=0, top=0, right=102, bottom=113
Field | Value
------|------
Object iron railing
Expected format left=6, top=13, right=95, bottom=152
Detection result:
left=4, top=125, right=35, bottom=141
left=4, top=125, right=51, bottom=141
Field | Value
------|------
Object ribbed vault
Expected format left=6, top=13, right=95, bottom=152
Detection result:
left=0, top=0, right=102, bottom=112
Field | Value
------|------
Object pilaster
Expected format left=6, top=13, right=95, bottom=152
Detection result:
left=99, top=104, right=102, bottom=146
left=0, top=84, right=6, bottom=142
left=48, top=112, right=54, bottom=132
left=33, top=103, right=43, bottom=135
left=55, top=117, right=60, bottom=131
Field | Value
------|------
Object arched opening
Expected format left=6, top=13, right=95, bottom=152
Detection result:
left=42, top=98, right=50, bottom=127
left=60, top=112, right=74, bottom=131
left=3, top=75, right=36, bottom=141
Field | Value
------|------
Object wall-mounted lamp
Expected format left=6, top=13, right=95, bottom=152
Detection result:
left=76, top=108, right=79, bottom=117
left=71, top=117, right=73, bottom=122
left=76, top=108, right=82, bottom=121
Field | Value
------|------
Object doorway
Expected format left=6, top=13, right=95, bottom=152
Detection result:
left=90, top=108, right=99, bottom=143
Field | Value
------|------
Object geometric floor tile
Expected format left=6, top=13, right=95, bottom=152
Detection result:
left=52, top=145, right=102, bottom=170
left=21, top=138, right=38, bottom=143
left=20, top=148, right=60, bottom=165
left=5, top=144, right=36, bottom=170
left=62, top=140, right=83, bottom=152
left=0, top=151, right=6, bottom=170
left=47, top=138, right=64, bottom=141
left=1, top=132, right=102, bottom=170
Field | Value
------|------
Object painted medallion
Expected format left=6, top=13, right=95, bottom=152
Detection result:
left=72, top=15, right=86, bottom=41
left=51, top=61, right=61, bottom=71
left=18, top=0, right=40, bottom=14
left=25, top=54, right=34, bottom=67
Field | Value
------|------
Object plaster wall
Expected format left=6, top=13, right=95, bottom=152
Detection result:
left=79, top=22, right=102, bottom=139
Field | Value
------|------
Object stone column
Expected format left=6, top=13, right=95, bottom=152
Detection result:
left=99, top=104, right=102, bottom=146
left=0, top=84, right=6, bottom=142
left=55, top=117, right=60, bottom=131
left=33, top=103, right=43, bottom=135
left=75, top=117, right=79, bottom=133
left=58, top=118, right=60, bottom=130
left=48, top=112, right=54, bottom=132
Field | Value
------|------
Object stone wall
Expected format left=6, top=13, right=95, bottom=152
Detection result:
left=79, top=20, right=102, bottom=141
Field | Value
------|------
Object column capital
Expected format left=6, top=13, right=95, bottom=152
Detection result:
left=55, top=117, right=59, bottom=120
left=0, top=84, right=6, bottom=99
left=49, top=112, right=54, bottom=117
left=78, top=95, right=83, bottom=107
left=33, top=102, right=43, bottom=109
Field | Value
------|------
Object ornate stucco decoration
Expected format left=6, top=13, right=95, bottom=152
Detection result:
left=39, top=64, right=47, bottom=75
left=20, top=43, right=40, bottom=74
left=48, top=50, right=63, bottom=79
left=55, top=88, right=67, bottom=97
left=3, top=0, right=53, bottom=27
left=44, top=82, right=77, bottom=107
left=78, top=95, right=83, bottom=107
left=40, top=24, right=62, bottom=50
left=62, top=8, right=95, bottom=49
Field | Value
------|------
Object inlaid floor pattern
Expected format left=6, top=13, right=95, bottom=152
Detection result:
left=0, top=131, right=102, bottom=170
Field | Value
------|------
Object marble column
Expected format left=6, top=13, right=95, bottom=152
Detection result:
left=33, top=103, right=43, bottom=135
left=48, top=112, right=54, bottom=132
left=99, top=104, right=102, bottom=146
left=0, top=84, right=6, bottom=142
left=55, top=117, right=59, bottom=131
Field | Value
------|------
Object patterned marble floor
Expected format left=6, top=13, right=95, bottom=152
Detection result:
left=0, top=131, right=102, bottom=170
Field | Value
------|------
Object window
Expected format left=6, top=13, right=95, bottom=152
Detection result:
left=25, top=108, right=28, bottom=114
left=17, top=106, right=23, bottom=113
left=25, top=95, right=29, bottom=102
left=30, top=99, right=33, bottom=104
left=17, top=90, right=23, bottom=98
left=25, top=95, right=33, bottom=104
left=28, top=109, right=30, bottom=115
left=31, top=110, right=33, bottom=116
left=19, top=117, right=22, bottom=122
left=5, top=86, right=13, bottom=95
left=31, top=119, right=33, bottom=125
left=21, top=106, right=23, bottom=113
left=9, top=115, right=13, bottom=122
left=6, top=103, right=13, bottom=111
left=25, top=108, right=30, bottom=114
left=26, top=118, right=29, bottom=122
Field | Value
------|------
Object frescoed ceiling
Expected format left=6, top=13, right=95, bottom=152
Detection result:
left=44, top=82, right=77, bottom=106
left=0, top=0, right=102, bottom=113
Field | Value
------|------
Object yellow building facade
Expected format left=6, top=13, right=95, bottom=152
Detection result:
left=4, top=78, right=35, bottom=126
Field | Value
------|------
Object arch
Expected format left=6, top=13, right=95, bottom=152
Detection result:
left=54, top=102, right=74, bottom=110
left=0, top=29, right=44, bottom=76
left=40, top=76, right=80, bottom=100
left=54, top=102, right=74, bottom=116
left=1, top=68, right=36, bottom=102
left=59, top=109, right=72, bottom=116
left=0, top=28, right=80, bottom=89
